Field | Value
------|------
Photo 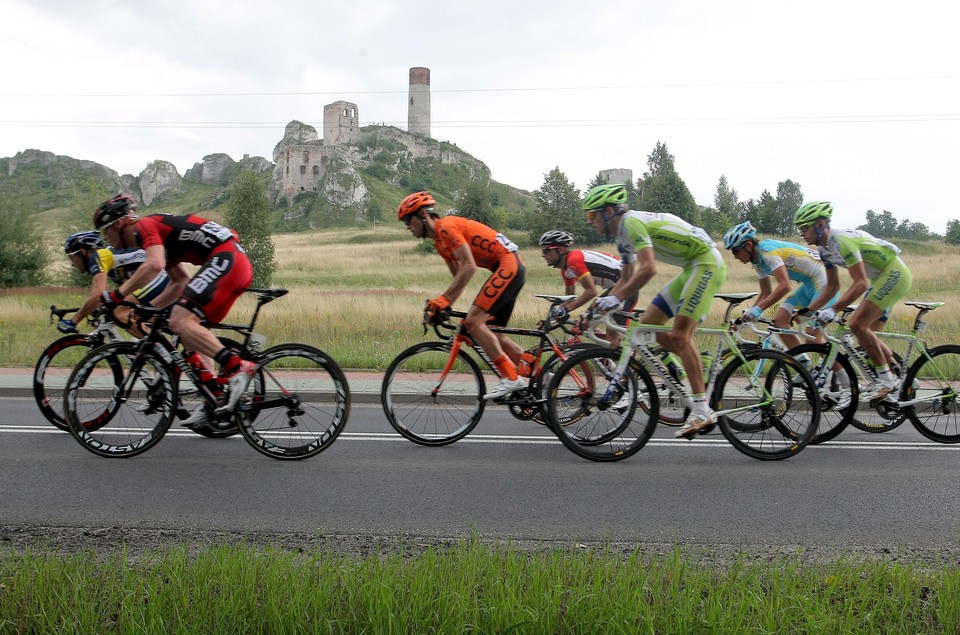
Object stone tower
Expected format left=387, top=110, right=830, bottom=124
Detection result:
left=407, top=67, right=431, bottom=138
left=323, top=100, right=360, bottom=146
left=599, top=168, right=634, bottom=186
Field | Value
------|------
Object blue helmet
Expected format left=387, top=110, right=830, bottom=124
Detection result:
left=722, top=221, right=757, bottom=250
left=64, top=230, right=103, bottom=255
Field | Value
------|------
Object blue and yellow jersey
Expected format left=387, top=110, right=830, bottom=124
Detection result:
left=85, top=247, right=169, bottom=303
left=754, top=239, right=826, bottom=290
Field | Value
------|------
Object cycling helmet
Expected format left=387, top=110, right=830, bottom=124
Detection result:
left=793, top=201, right=833, bottom=226
left=93, top=194, right=137, bottom=230
left=722, top=222, right=757, bottom=250
left=397, top=191, right=436, bottom=220
left=64, top=230, right=103, bottom=255
left=538, top=230, right=575, bottom=247
left=582, top=184, right=628, bottom=211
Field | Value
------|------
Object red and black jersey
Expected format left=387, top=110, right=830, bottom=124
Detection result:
left=134, top=214, right=239, bottom=266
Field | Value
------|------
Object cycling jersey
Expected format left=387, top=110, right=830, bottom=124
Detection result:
left=616, top=211, right=727, bottom=322
left=135, top=214, right=239, bottom=266
left=433, top=216, right=525, bottom=325
left=818, top=229, right=901, bottom=280
left=752, top=239, right=831, bottom=313
left=560, top=250, right=621, bottom=290
left=133, top=214, right=251, bottom=323
left=818, top=229, right=911, bottom=316
left=85, top=247, right=169, bottom=304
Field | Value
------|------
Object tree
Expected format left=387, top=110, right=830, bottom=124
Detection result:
left=773, top=180, right=804, bottom=236
left=946, top=219, right=960, bottom=245
left=0, top=204, right=48, bottom=288
left=635, top=142, right=699, bottom=225
left=529, top=167, right=597, bottom=244
left=225, top=171, right=277, bottom=288
left=455, top=179, right=505, bottom=229
left=714, top=175, right=742, bottom=220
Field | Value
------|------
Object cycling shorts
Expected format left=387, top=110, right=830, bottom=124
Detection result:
left=177, top=242, right=253, bottom=323
left=651, top=247, right=727, bottom=323
left=865, top=257, right=912, bottom=319
left=781, top=282, right=838, bottom=315
left=474, top=252, right=526, bottom=327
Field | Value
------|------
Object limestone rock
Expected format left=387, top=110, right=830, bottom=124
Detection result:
left=138, top=160, right=185, bottom=206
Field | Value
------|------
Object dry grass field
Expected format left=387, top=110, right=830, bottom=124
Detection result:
left=2, top=226, right=959, bottom=369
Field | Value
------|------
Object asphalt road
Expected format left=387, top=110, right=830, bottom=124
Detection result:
left=2, top=396, right=958, bottom=555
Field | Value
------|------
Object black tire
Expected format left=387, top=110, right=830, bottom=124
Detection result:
left=381, top=341, right=485, bottom=446
left=530, top=342, right=604, bottom=425
left=848, top=348, right=907, bottom=433
left=903, top=344, right=960, bottom=444
left=545, top=347, right=659, bottom=462
left=64, top=342, right=176, bottom=458
left=714, top=348, right=818, bottom=460
left=786, top=343, right=857, bottom=444
left=33, top=335, right=120, bottom=431
left=235, top=343, right=350, bottom=460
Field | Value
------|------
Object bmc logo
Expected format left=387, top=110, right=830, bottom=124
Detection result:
left=187, top=258, right=230, bottom=293
left=178, top=229, right=219, bottom=248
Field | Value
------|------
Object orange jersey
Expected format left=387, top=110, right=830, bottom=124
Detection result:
left=434, top=216, right=519, bottom=270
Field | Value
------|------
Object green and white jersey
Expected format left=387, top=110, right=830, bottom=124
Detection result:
left=614, top=210, right=714, bottom=267
left=818, top=229, right=902, bottom=280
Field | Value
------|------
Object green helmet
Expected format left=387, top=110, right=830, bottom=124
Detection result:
left=793, top=201, right=833, bottom=226
left=582, top=184, right=628, bottom=211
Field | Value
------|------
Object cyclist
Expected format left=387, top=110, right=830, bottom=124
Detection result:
left=582, top=183, right=727, bottom=439
left=61, top=230, right=171, bottom=336
left=794, top=201, right=912, bottom=405
left=93, top=194, right=255, bottom=423
left=538, top=229, right=637, bottom=347
left=398, top=191, right=527, bottom=400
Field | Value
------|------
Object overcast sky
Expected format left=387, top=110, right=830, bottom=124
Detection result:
left=2, top=0, right=958, bottom=232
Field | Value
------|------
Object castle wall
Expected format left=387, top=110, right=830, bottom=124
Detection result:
left=600, top=168, right=634, bottom=186
left=324, top=100, right=360, bottom=146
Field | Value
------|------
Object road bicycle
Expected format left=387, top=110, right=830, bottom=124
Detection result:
left=34, top=305, right=125, bottom=431
left=380, top=294, right=607, bottom=447
left=63, top=288, right=350, bottom=460
left=545, top=292, right=821, bottom=462
left=788, top=300, right=960, bottom=443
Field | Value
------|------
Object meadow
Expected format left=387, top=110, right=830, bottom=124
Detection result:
left=2, top=226, right=960, bottom=369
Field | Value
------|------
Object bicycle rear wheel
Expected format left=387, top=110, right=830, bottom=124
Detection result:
left=381, top=341, right=485, bottom=445
left=236, top=343, right=350, bottom=460
left=64, top=342, right=176, bottom=458
left=34, top=335, right=117, bottom=431
left=545, top=347, right=659, bottom=462
left=715, top=349, right=818, bottom=460
left=903, top=344, right=960, bottom=443
left=786, top=343, right=856, bottom=444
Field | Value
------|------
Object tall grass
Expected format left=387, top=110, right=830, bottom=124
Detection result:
left=1, top=542, right=958, bottom=634
left=4, top=227, right=960, bottom=368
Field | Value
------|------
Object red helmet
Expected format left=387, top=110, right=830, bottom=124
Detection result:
left=397, top=191, right=436, bottom=220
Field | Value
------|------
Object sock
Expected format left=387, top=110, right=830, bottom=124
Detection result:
left=836, top=370, right=850, bottom=389
left=691, top=393, right=708, bottom=416
left=215, top=348, right=240, bottom=376
left=493, top=355, right=518, bottom=382
left=875, top=365, right=896, bottom=384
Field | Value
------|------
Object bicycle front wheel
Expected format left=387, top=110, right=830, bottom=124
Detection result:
left=381, top=341, right=485, bottom=446
left=714, top=349, right=818, bottom=460
left=34, top=335, right=116, bottom=431
left=64, top=342, right=176, bottom=458
left=546, top=347, right=659, bottom=462
left=236, top=343, right=350, bottom=460
left=903, top=344, right=960, bottom=443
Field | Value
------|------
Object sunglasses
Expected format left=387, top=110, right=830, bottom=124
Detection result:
left=585, top=209, right=601, bottom=221
left=796, top=223, right=812, bottom=233
left=541, top=246, right=559, bottom=254
left=403, top=215, right=415, bottom=227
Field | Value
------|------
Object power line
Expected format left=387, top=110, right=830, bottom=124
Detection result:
left=0, top=74, right=957, bottom=99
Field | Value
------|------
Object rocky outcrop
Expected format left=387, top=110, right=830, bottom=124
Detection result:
left=137, top=160, right=185, bottom=206
left=272, top=121, right=319, bottom=162
left=184, top=153, right=237, bottom=185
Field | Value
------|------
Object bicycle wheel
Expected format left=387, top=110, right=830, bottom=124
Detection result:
left=787, top=343, right=857, bottom=444
left=235, top=343, right=350, bottom=460
left=903, top=344, right=960, bottom=443
left=381, top=341, right=485, bottom=446
left=64, top=342, right=176, bottom=458
left=545, top=347, right=659, bottom=462
left=714, top=348, right=818, bottom=460
left=34, top=335, right=118, bottom=431
left=848, top=348, right=907, bottom=433
left=531, top=342, right=602, bottom=425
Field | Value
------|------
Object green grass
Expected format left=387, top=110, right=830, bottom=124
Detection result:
left=1, top=541, right=958, bottom=634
